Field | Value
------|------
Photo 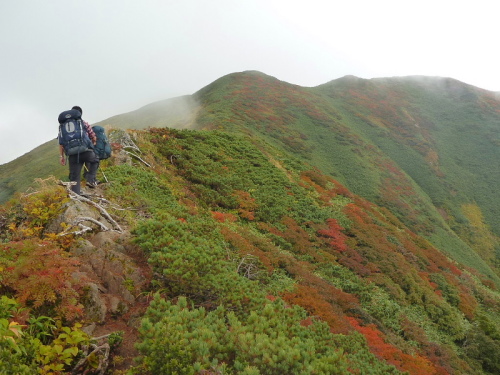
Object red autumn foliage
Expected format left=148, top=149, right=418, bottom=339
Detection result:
left=0, top=239, right=83, bottom=320
left=220, top=226, right=275, bottom=271
left=211, top=211, right=238, bottom=223
left=233, top=190, right=258, bottom=221
left=283, top=284, right=352, bottom=334
left=457, top=286, right=478, bottom=320
left=347, top=317, right=439, bottom=375
left=317, top=218, right=348, bottom=253
left=280, top=216, right=313, bottom=254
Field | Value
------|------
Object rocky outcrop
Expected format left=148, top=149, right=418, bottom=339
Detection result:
left=71, top=232, right=147, bottom=326
left=48, top=187, right=150, bottom=335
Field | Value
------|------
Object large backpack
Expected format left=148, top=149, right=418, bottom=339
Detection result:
left=92, top=125, right=112, bottom=160
left=58, top=110, right=92, bottom=155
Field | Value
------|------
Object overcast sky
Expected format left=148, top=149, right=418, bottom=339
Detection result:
left=1, top=0, right=499, bottom=164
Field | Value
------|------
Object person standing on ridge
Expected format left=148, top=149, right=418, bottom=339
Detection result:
left=83, top=125, right=112, bottom=187
left=58, top=106, right=99, bottom=195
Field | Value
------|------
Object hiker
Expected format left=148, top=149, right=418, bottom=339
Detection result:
left=83, top=125, right=111, bottom=187
left=58, top=106, right=99, bottom=195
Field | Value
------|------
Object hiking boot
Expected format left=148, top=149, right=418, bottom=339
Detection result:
left=86, top=181, right=98, bottom=188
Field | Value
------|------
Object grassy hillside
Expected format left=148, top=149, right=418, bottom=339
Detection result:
left=313, top=76, right=500, bottom=275
left=2, top=127, right=500, bottom=374
left=0, top=139, right=66, bottom=202
left=187, top=72, right=500, bottom=281
left=316, top=75, right=500, bottom=232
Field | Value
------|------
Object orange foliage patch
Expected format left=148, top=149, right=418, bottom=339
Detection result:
left=283, top=284, right=352, bottom=334
left=220, top=226, right=275, bottom=271
left=211, top=211, right=238, bottom=223
left=347, top=317, right=439, bottom=375
left=233, top=190, right=258, bottom=221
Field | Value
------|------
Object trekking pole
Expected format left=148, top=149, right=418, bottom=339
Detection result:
left=101, top=168, right=109, bottom=183
left=83, top=164, right=89, bottom=181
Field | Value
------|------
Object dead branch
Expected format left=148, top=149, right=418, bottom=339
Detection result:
left=170, top=154, right=179, bottom=165
left=91, top=333, right=112, bottom=341
left=71, top=342, right=110, bottom=375
left=58, top=180, right=124, bottom=233
left=74, top=217, right=109, bottom=231
left=109, top=128, right=141, bottom=152
left=59, top=223, right=91, bottom=237
left=58, top=217, right=111, bottom=236
left=59, top=181, right=77, bottom=188
left=236, top=254, right=261, bottom=280
left=123, top=149, right=151, bottom=167
left=69, top=192, right=123, bottom=233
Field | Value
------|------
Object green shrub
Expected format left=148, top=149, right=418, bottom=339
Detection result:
left=135, top=296, right=349, bottom=375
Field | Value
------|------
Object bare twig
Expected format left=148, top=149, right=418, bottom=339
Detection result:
left=75, top=217, right=110, bottom=230
left=91, top=333, right=112, bottom=341
left=123, top=149, right=151, bottom=167
left=100, top=168, right=109, bottom=183
left=58, top=180, right=124, bottom=233
left=70, top=193, right=123, bottom=233
left=58, top=217, right=111, bottom=236
left=59, top=223, right=92, bottom=237
left=170, top=154, right=179, bottom=165
left=236, top=254, right=261, bottom=280
left=109, top=129, right=141, bottom=152
left=71, top=342, right=110, bottom=375
left=59, top=181, right=77, bottom=188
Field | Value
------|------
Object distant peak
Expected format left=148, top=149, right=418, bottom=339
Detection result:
left=222, top=70, right=276, bottom=81
left=340, top=75, right=362, bottom=80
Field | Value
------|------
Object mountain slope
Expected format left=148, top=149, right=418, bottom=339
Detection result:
left=2, top=71, right=500, bottom=283
left=0, top=72, right=500, bottom=276
left=316, top=75, right=500, bottom=233
left=3, top=127, right=500, bottom=374
left=0, top=139, right=66, bottom=203
left=313, top=75, right=500, bottom=278
left=184, top=71, right=500, bottom=282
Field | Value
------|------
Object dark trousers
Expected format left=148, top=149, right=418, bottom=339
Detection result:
left=84, top=159, right=100, bottom=184
left=68, top=150, right=98, bottom=194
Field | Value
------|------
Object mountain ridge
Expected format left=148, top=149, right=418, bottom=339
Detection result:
left=3, top=71, right=500, bottom=279
left=3, top=71, right=500, bottom=373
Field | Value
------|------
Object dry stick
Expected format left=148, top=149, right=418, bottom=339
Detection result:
left=71, top=193, right=124, bottom=233
left=59, top=223, right=92, bottom=237
left=92, top=333, right=112, bottom=341
left=101, top=168, right=109, bottom=182
left=58, top=217, right=111, bottom=236
left=60, top=181, right=123, bottom=233
left=59, top=181, right=77, bottom=188
left=74, top=217, right=109, bottom=230
left=236, top=254, right=261, bottom=280
left=96, top=343, right=111, bottom=375
left=123, top=149, right=151, bottom=167
left=71, top=343, right=110, bottom=375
